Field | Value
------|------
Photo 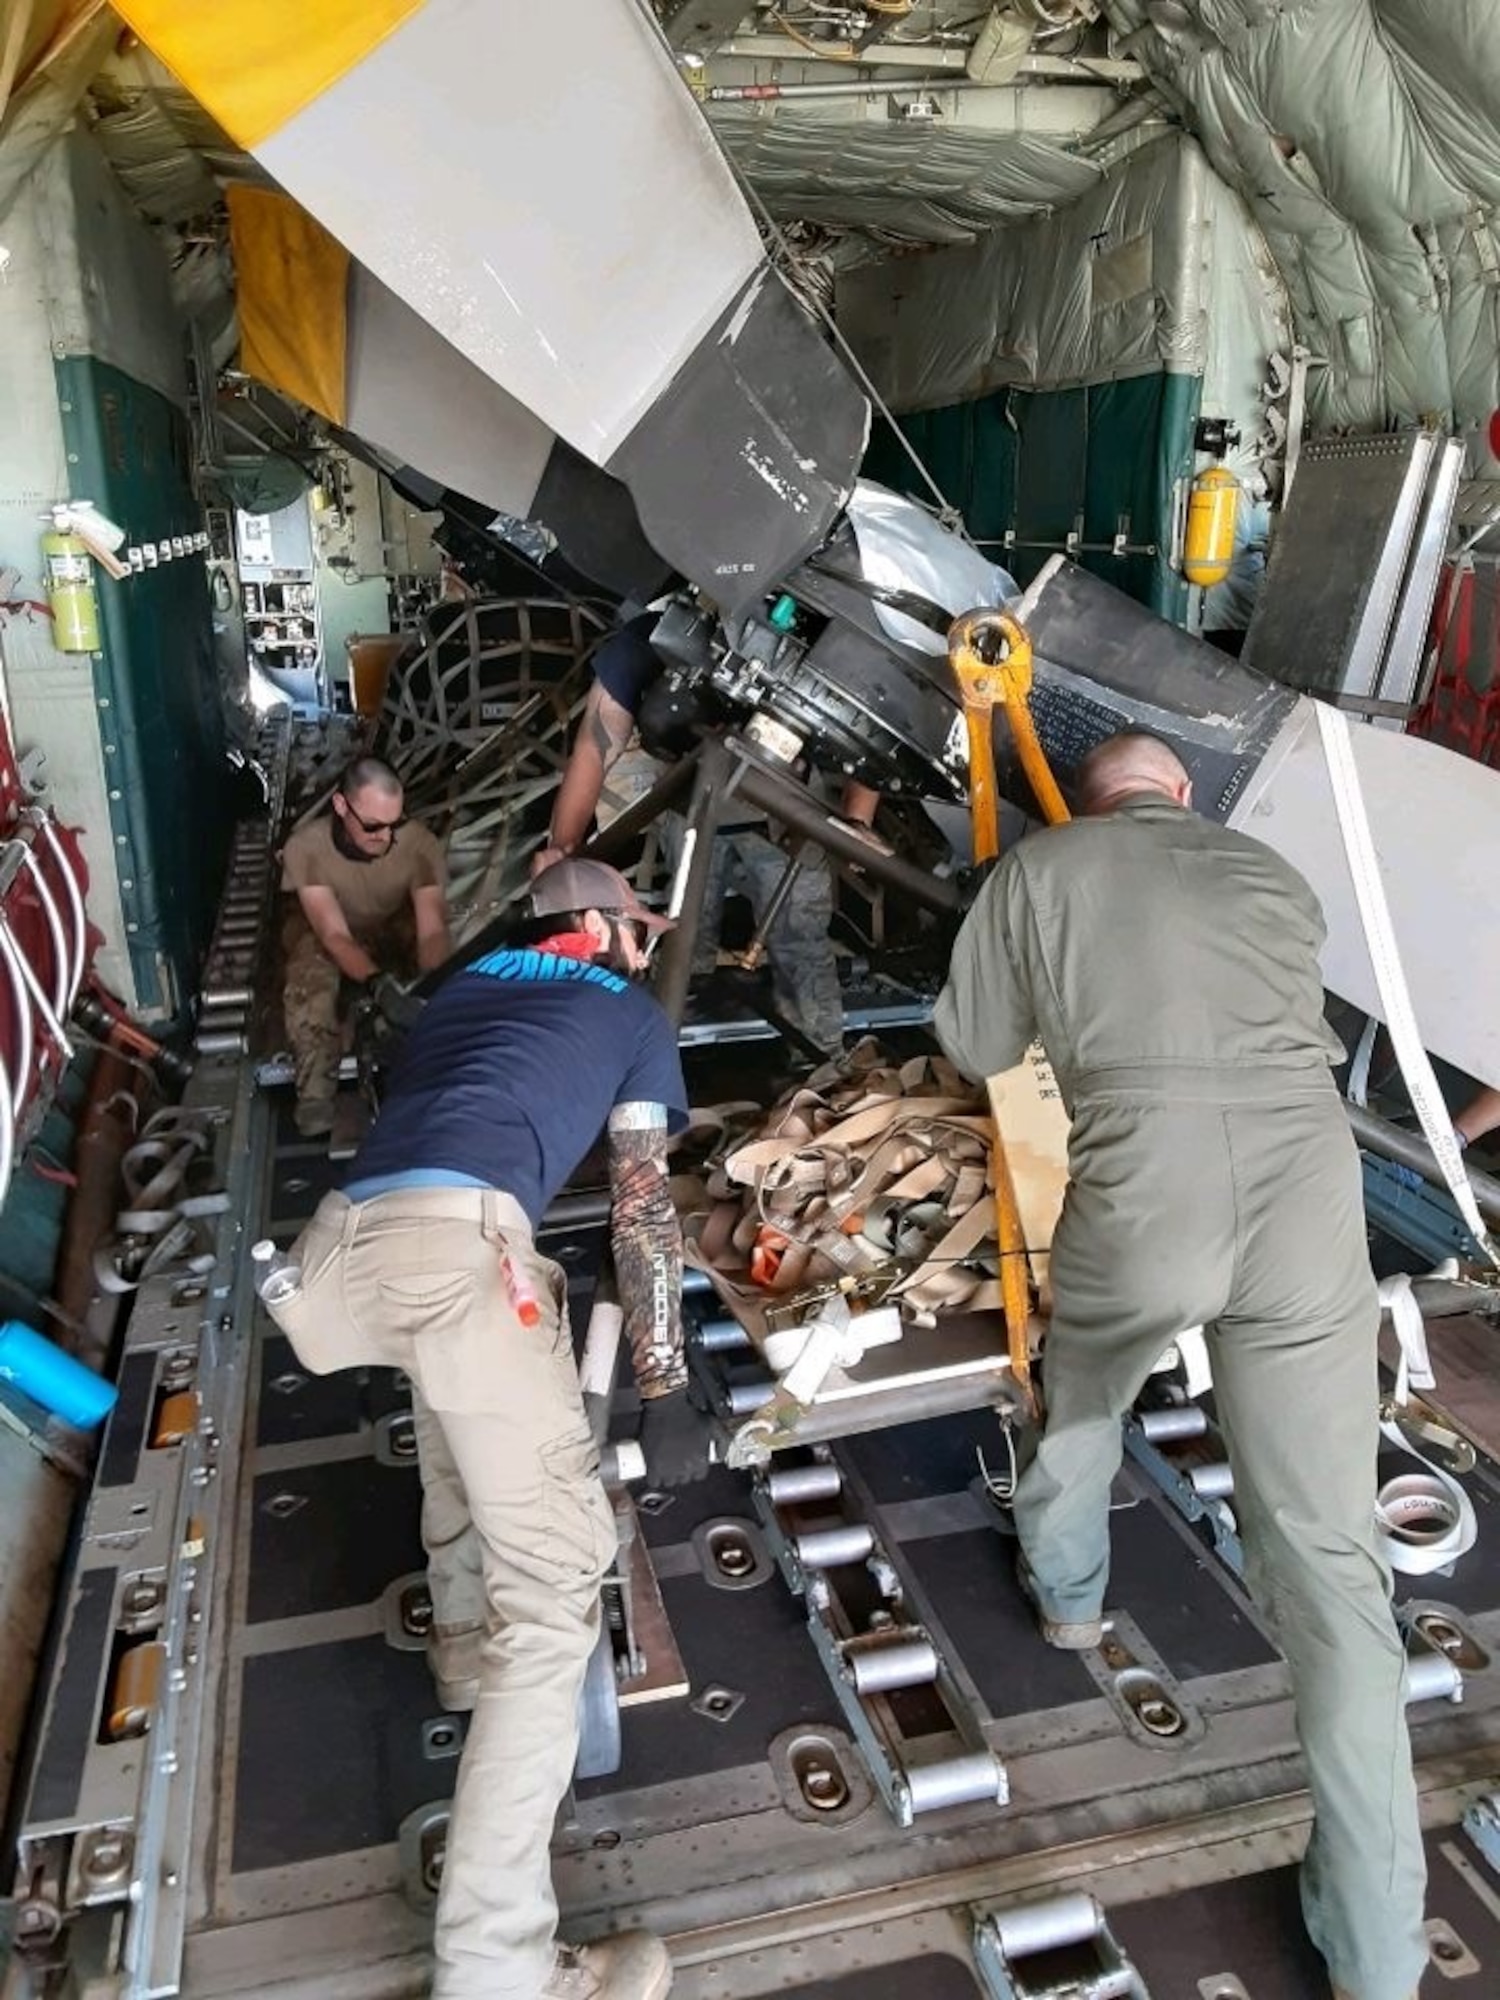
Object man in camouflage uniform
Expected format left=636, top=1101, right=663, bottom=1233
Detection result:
left=656, top=814, right=841, bottom=1050
left=280, top=756, right=451, bottom=1134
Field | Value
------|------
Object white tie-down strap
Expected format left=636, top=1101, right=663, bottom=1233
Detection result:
left=1316, top=701, right=1500, bottom=1267
left=1172, top=1326, right=1213, bottom=1400
left=762, top=1299, right=902, bottom=1404
left=1379, top=1272, right=1435, bottom=1405
left=1376, top=1416, right=1479, bottom=1575
left=1149, top=1327, right=1213, bottom=1398
left=1375, top=1270, right=1478, bottom=1575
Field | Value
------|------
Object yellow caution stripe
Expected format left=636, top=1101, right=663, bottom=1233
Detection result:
left=112, top=0, right=426, bottom=148
left=227, top=188, right=350, bottom=423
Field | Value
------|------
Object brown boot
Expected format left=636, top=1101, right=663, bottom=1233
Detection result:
left=1017, top=1556, right=1105, bottom=1651
left=543, top=1932, right=672, bottom=2000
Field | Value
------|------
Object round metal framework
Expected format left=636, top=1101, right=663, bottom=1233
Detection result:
left=377, top=595, right=611, bottom=939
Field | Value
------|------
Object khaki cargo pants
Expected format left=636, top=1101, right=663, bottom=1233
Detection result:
left=271, top=1186, right=617, bottom=1999
left=1014, top=1074, right=1427, bottom=2000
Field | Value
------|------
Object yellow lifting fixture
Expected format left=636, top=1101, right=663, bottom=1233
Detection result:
left=947, top=606, right=1069, bottom=862
left=947, top=607, right=1072, bottom=1415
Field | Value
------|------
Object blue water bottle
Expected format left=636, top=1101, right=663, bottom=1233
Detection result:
left=0, top=1320, right=118, bottom=1430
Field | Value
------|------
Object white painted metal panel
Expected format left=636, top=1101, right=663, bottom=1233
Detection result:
left=37, top=135, right=187, bottom=407
left=1230, top=703, right=1500, bottom=1089
left=259, top=0, right=763, bottom=464
left=344, top=264, right=554, bottom=519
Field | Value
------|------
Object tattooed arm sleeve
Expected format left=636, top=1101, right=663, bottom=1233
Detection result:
left=548, top=681, right=638, bottom=856
left=607, top=1101, right=687, bottom=1399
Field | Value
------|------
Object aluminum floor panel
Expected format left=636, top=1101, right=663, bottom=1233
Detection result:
left=746, top=1962, right=983, bottom=1999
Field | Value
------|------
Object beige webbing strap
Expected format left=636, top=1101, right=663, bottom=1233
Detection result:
left=887, top=1196, right=996, bottom=1314
left=685, top=1042, right=1065, bottom=1374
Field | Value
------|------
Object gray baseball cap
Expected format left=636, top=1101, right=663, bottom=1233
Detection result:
left=529, top=857, right=674, bottom=933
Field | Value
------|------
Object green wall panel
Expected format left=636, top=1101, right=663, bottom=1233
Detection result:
left=868, top=396, right=1016, bottom=554
left=867, top=371, right=1202, bottom=624
left=1013, top=387, right=1088, bottom=555
left=54, top=357, right=230, bottom=1016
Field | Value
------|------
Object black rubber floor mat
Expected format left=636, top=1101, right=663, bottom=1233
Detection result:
left=269, top=1102, right=348, bottom=1165
left=247, top=1454, right=423, bottom=1624
left=97, top=1352, right=156, bottom=1488
left=901, top=1529, right=1096, bottom=1718
left=233, top=1636, right=448, bottom=1873
left=843, top=1411, right=1011, bottom=1507
left=255, top=1332, right=364, bottom=1447
left=267, top=1146, right=343, bottom=1225
left=1427, top=1827, right=1500, bottom=1971
left=681, top=1041, right=788, bottom=1106
left=270, top=1095, right=307, bottom=1151
left=632, top=1466, right=758, bottom=1548
left=753, top=1959, right=981, bottom=1998
left=1111, top=1863, right=1328, bottom=1997
left=365, top=1366, right=415, bottom=1420
left=577, top=1569, right=832, bottom=1796
left=1111, top=1822, right=1500, bottom=1996
left=1108, top=1484, right=1277, bottom=1679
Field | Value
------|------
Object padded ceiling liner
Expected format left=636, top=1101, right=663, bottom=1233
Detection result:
left=1106, top=0, right=1500, bottom=463
left=712, top=109, right=1107, bottom=246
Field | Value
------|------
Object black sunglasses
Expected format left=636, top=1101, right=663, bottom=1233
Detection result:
left=341, top=798, right=405, bottom=835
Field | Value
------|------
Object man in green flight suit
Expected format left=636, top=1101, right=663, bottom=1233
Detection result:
left=934, top=730, right=1425, bottom=2000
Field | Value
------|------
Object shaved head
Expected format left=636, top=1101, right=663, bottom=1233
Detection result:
left=341, top=755, right=402, bottom=802
left=1075, top=732, right=1192, bottom=816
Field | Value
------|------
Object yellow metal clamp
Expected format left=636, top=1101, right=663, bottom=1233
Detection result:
left=947, top=608, right=1071, bottom=857
left=947, top=607, right=1071, bottom=1416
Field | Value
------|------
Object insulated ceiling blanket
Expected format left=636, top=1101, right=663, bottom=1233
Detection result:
left=1106, top=0, right=1500, bottom=458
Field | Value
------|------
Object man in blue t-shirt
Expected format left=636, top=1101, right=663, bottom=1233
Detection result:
left=534, top=613, right=871, bottom=1054
left=269, top=859, right=701, bottom=2000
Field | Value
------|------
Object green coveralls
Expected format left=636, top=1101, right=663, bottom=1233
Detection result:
left=934, top=793, right=1426, bottom=2000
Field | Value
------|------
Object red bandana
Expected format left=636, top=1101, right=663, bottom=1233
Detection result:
left=532, top=932, right=602, bottom=964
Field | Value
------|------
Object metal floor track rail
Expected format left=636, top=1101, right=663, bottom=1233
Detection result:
left=8, top=719, right=289, bottom=1999
left=752, top=1449, right=1006, bottom=1826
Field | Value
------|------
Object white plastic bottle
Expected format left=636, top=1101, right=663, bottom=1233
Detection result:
left=250, top=1239, right=302, bottom=1308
